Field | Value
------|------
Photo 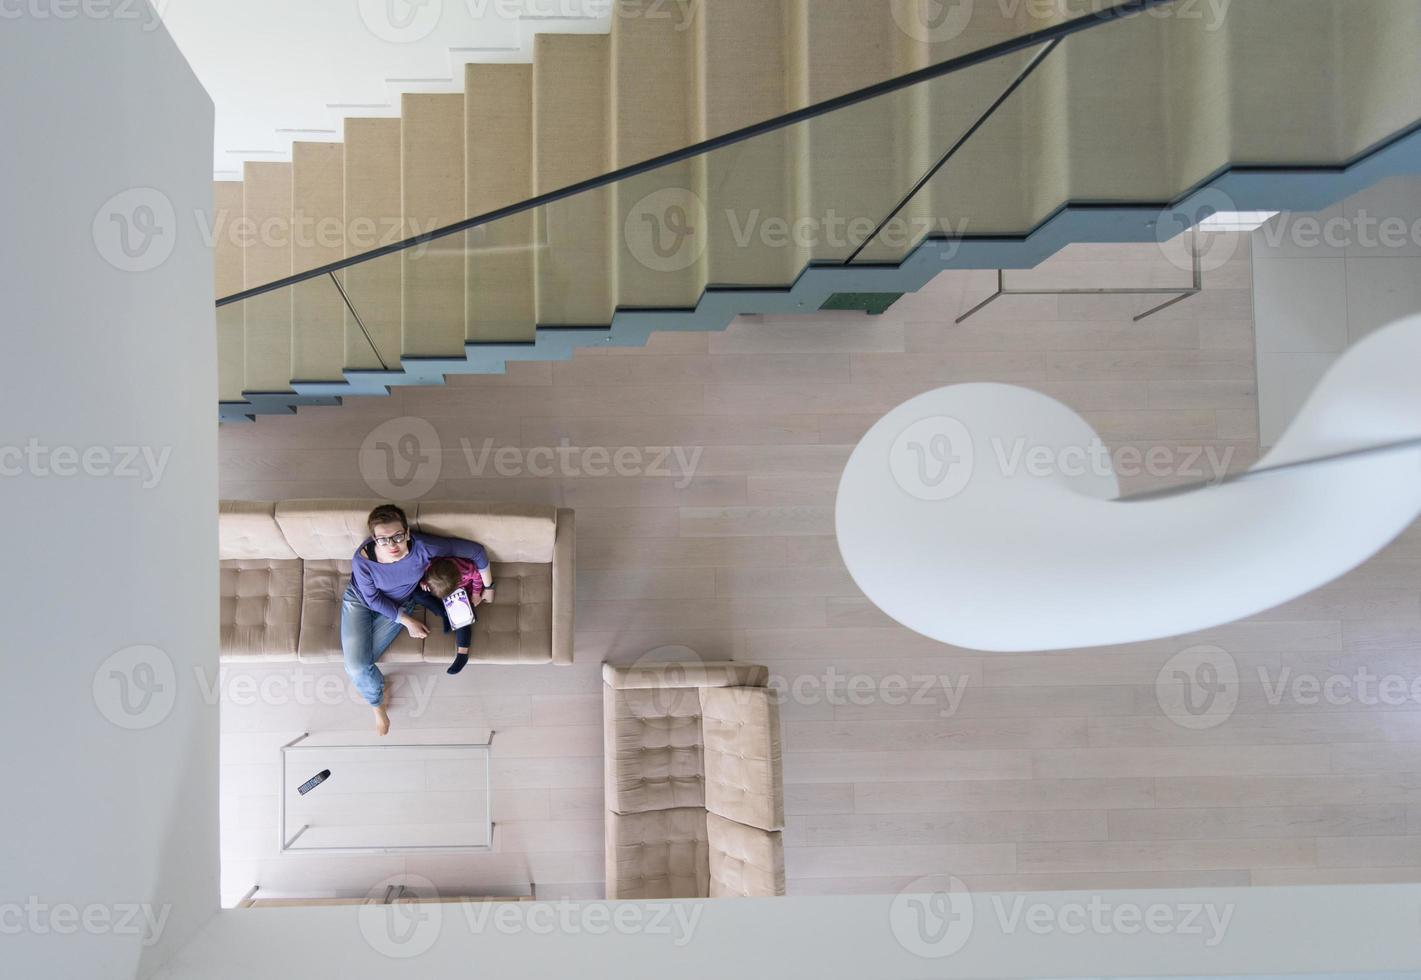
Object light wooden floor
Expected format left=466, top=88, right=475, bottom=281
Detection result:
left=218, top=235, right=1421, bottom=903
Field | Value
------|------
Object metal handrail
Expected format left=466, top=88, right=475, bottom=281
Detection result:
left=215, top=0, right=1174, bottom=308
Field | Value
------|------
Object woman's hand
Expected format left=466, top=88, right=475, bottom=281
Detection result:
left=399, top=613, right=430, bottom=639
left=476, top=587, right=494, bottom=606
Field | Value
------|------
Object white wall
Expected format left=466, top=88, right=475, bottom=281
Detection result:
left=1253, top=174, right=1421, bottom=446
left=0, top=5, right=219, bottom=978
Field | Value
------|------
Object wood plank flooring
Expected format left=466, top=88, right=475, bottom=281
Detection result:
left=218, top=235, right=1421, bottom=903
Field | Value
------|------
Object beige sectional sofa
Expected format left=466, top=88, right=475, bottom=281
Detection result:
left=219, top=499, right=574, bottom=666
left=602, top=662, right=785, bottom=898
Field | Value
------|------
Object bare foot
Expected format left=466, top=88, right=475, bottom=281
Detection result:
left=373, top=687, right=391, bottom=736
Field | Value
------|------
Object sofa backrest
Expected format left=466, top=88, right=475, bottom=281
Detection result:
left=219, top=501, right=297, bottom=560
left=274, top=499, right=391, bottom=561
left=219, top=499, right=561, bottom=564
left=415, top=502, right=557, bottom=563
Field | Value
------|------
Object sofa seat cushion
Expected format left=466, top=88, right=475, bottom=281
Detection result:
left=706, top=812, right=785, bottom=897
left=700, top=686, right=785, bottom=832
left=606, top=808, right=709, bottom=900
left=604, top=684, right=707, bottom=815
left=420, top=562, right=553, bottom=665
left=296, top=559, right=424, bottom=665
left=220, top=559, right=302, bottom=660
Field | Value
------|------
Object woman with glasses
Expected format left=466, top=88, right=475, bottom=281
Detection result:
left=340, top=503, right=494, bottom=734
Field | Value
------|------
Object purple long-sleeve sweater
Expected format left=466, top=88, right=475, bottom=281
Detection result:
left=351, top=532, right=489, bottom=622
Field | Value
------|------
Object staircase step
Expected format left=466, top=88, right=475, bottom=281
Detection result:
left=401, top=92, right=466, bottom=358
left=214, top=180, right=246, bottom=405
left=465, top=63, right=536, bottom=344
left=290, top=140, right=346, bottom=383
left=612, top=0, right=701, bottom=311
left=341, top=116, right=402, bottom=370
left=241, top=161, right=293, bottom=394
left=693, top=0, right=799, bottom=287
left=533, top=33, right=613, bottom=326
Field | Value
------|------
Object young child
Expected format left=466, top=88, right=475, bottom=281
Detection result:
left=417, top=557, right=493, bottom=675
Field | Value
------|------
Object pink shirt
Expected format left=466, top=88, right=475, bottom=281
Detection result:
left=422, top=557, right=484, bottom=599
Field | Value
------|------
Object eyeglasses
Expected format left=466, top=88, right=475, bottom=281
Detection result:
left=374, top=532, right=409, bottom=548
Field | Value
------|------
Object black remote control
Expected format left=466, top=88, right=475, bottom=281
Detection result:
left=297, top=770, right=331, bottom=795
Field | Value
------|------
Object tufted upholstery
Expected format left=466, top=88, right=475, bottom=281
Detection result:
left=601, top=661, right=785, bottom=899
left=706, top=812, right=785, bottom=898
left=219, top=501, right=297, bottom=560
left=603, top=683, right=706, bottom=815
left=606, top=808, right=710, bottom=900
left=421, top=562, right=553, bottom=665
left=296, top=559, right=423, bottom=664
left=220, top=559, right=302, bottom=660
left=218, top=500, right=574, bottom=665
left=699, top=686, right=784, bottom=832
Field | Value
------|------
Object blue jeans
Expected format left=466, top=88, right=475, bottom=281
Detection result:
left=340, top=582, right=422, bottom=706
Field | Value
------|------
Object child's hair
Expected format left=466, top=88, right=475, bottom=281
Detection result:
left=423, top=558, right=463, bottom=599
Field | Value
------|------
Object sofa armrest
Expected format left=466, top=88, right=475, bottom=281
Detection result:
left=603, top=661, right=769, bottom=690
left=552, top=508, right=575, bottom=665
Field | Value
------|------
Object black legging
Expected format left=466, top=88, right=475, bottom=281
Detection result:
left=405, top=588, right=475, bottom=649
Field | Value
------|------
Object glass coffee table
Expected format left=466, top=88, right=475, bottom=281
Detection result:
left=278, top=731, right=492, bottom=854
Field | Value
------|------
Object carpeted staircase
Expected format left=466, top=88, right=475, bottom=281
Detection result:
left=215, top=0, right=1421, bottom=420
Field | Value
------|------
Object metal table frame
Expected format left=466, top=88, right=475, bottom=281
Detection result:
left=956, top=229, right=1204, bottom=324
left=278, top=731, right=495, bottom=856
